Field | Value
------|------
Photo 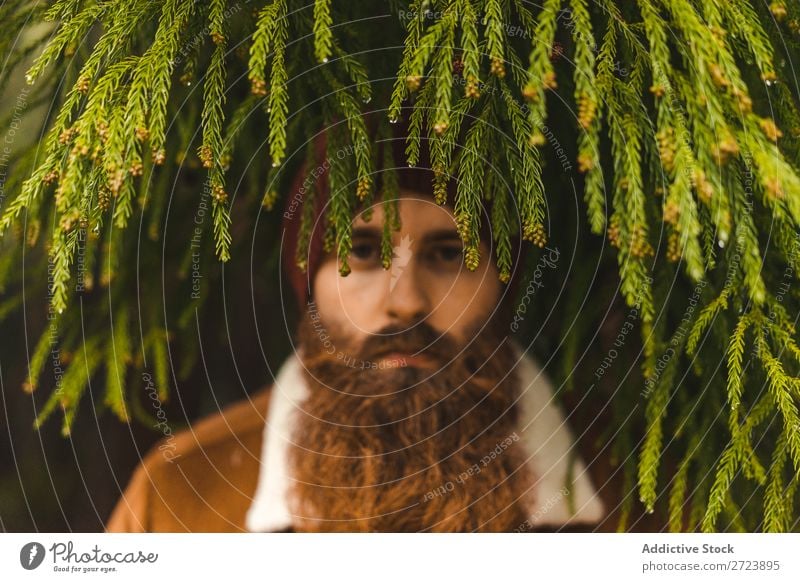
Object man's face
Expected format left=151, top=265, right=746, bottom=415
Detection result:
left=288, top=189, right=532, bottom=532
left=311, top=189, right=502, bottom=360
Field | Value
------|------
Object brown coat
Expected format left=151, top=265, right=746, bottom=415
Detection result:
left=106, top=384, right=667, bottom=533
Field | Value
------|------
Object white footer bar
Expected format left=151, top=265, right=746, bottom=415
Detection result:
left=2, top=533, right=798, bottom=581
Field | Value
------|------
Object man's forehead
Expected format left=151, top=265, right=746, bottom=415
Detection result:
left=353, top=189, right=458, bottom=236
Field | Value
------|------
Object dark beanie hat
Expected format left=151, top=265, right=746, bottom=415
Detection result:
left=280, top=130, right=328, bottom=308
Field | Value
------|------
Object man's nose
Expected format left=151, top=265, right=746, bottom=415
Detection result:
left=384, top=262, right=431, bottom=326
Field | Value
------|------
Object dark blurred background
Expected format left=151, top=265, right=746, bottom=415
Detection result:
left=0, top=244, right=295, bottom=532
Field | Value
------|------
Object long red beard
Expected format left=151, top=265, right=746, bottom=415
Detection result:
left=286, top=306, right=536, bottom=532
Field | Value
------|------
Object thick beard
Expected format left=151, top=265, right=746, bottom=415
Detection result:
left=285, top=305, right=536, bottom=532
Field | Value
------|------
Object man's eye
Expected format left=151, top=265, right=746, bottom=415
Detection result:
left=350, top=241, right=379, bottom=263
left=430, top=245, right=463, bottom=264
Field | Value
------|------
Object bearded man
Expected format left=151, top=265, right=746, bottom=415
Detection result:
left=106, top=135, right=662, bottom=534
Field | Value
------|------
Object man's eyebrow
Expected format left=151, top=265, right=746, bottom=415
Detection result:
left=421, top=229, right=462, bottom=244
left=351, top=225, right=382, bottom=239
left=350, top=226, right=462, bottom=243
